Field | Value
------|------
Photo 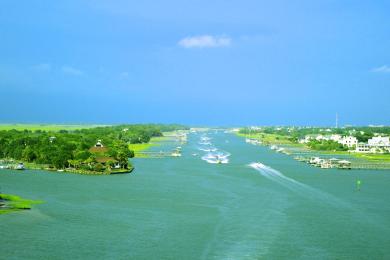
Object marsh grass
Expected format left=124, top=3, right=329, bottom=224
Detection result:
left=0, top=193, right=43, bottom=214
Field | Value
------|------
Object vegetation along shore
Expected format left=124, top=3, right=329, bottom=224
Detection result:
left=237, top=126, right=390, bottom=169
left=0, top=124, right=188, bottom=175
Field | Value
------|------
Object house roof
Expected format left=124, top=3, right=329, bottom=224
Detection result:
left=89, top=146, right=108, bottom=153
left=95, top=156, right=117, bottom=163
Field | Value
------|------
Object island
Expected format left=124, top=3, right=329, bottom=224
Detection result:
left=0, top=124, right=188, bottom=175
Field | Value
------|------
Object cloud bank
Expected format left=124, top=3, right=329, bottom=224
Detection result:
left=371, top=65, right=390, bottom=73
left=62, top=66, right=84, bottom=76
left=178, top=35, right=231, bottom=48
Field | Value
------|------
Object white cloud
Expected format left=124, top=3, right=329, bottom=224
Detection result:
left=62, top=66, right=84, bottom=76
left=119, top=72, right=129, bottom=79
left=178, top=35, right=231, bottom=48
left=371, top=65, right=390, bottom=73
left=32, top=63, right=51, bottom=71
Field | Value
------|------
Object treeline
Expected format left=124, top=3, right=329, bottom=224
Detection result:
left=307, top=140, right=349, bottom=151
left=239, top=126, right=390, bottom=143
left=0, top=124, right=187, bottom=171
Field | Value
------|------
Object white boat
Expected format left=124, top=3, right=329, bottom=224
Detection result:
left=15, top=163, right=25, bottom=170
left=250, top=162, right=266, bottom=169
left=309, top=157, right=323, bottom=166
left=171, top=152, right=182, bottom=157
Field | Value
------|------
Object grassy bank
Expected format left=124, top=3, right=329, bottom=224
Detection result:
left=353, top=153, right=390, bottom=162
left=129, top=136, right=169, bottom=158
left=237, top=132, right=299, bottom=146
left=0, top=194, right=42, bottom=214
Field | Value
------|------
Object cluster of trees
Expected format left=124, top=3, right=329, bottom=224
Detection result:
left=0, top=124, right=187, bottom=171
left=307, top=140, right=349, bottom=151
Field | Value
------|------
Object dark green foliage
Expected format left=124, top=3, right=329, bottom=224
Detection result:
left=0, top=124, right=187, bottom=170
left=94, top=163, right=104, bottom=172
left=307, top=140, right=349, bottom=151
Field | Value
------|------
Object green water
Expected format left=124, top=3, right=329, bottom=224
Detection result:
left=1, top=132, right=390, bottom=259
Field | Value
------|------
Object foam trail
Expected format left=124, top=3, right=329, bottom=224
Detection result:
left=202, top=152, right=230, bottom=164
left=249, top=162, right=349, bottom=208
left=198, top=147, right=217, bottom=152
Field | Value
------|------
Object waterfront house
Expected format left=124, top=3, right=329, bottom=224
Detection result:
left=89, top=141, right=114, bottom=168
left=339, top=136, right=358, bottom=148
left=95, top=140, right=104, bottom=147
left=330, top=134, right=342, bottom=142
left=355, top=136, right=390, bottom=153
left=368, top=136, right=390, bottom=146
left=356, top=143, right=372, bottom=153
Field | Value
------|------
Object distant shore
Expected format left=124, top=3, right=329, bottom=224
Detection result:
left=237, top=132, right=390, bottom=169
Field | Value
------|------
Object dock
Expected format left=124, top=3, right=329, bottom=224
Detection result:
left=135, top=151, right=181, bottom=158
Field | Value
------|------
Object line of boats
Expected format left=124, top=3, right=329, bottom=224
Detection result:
left=199, top=135, right=230, bottom=164
left=270, top=145, right=292, bottom=155
left=245, top=138, right=262, bottom=145
left=294, top=156, right=352, bottom=169
left=0, top=162, right=25, bottom=170
left=243, top=138, right=352, bottom=170
left=171, top=147, right=182, bottom=157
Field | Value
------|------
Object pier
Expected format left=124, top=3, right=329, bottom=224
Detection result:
left=135, top=151, right=181, bottom=158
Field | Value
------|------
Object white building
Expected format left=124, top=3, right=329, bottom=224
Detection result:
left=330, top=134, right=342, bottom=142
left=339, top=136, right=358, bottom=148
left=356, top=143, right=372, bottom=153
left=355, top=136, right=390, bottom=153
left=368, top=136, right=390, bottom=146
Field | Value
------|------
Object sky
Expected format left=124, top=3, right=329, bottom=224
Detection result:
left=0, top=0, right=389, bottom=126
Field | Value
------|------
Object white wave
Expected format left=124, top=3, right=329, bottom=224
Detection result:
left=249, top=162, right=348, bottom=208
left=202, top=152, right=230, bottom=164
left=203, top=158, right=229, bottom=164
left=200, top=136, right=211, bottom=142
left=198, top=147, right=217, bottom=152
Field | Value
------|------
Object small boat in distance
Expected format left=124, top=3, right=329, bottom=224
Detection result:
left=250, top=162, right=266, bottom=169
left=16, top=163, right=25, bottom=170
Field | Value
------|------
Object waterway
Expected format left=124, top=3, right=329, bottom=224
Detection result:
left=1, top=131, right=389, bottom=259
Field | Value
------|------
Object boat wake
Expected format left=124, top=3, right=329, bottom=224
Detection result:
left=197, top=134, right=230, bottom=164
left=198, top=147, right=217, bottom=152
left=249, top=162, right=348, bottom=208
left=198, top=141, right=212, bottom=146
left=202, top=152, right=230, bottom=164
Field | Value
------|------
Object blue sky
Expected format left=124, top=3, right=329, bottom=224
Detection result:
left=0, top=0, right=389, bottom=126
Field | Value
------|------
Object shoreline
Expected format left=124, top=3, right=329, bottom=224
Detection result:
left=129, top=132, right=180, bottom=158
left=236, top=132, right=390, bottom=170
left=0, top=161, right=134, bottom=175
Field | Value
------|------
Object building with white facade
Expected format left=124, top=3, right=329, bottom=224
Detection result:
left=339, top=136, right=358, bottom=148
left=368, top=136, right=390, bottom=146
left=355, top=136, right=390, bottom=153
